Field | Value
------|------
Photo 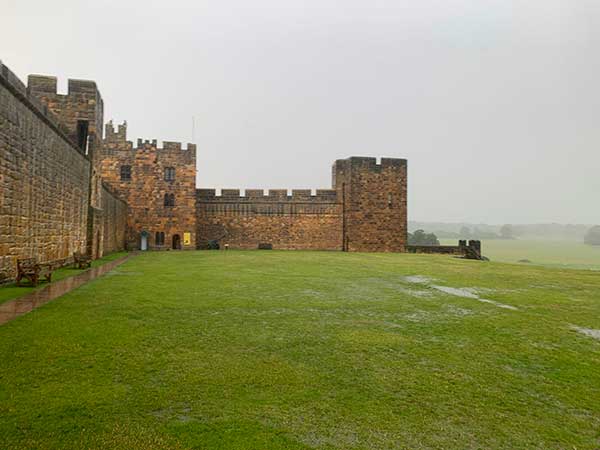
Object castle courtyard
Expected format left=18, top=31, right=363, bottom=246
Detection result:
left=1, top=250, right=599, bottom=449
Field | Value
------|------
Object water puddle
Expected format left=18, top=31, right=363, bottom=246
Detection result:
left=403, top=276, right=518, bottom=311
left=431, top=285, right=518, bottom=310
left=403, top=275, right=434, bottom=284
left=0, top=254, right=134, bottom=325
left=572, top=326, right=600, bottom=341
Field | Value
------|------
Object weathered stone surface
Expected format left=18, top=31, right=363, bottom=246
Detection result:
left=196, top=190, right=344, bottom=250
left=196, top=157, right=408, bottom=252
left=333, top=157, right=407, bottom=252
left=0, top=69, right=90, bottom=281
left=0, top=63, right=128, bottom=282
left=100, top=122, right=197, bottom=250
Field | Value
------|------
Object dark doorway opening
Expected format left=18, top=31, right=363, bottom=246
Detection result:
left=172, top=234, right=181, bottom=250
left=76, top=120, right=89, bottom=153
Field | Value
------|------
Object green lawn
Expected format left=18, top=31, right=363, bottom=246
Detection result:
left=1, top=251, right=600, bottom=449
left=0, top=252, right=128, bottom=305
left=441, top=238, right=600, bottom=270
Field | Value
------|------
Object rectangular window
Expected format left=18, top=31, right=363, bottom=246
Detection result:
left=120, top=165, right=132, bottom=181
left=164, top=193, right=175, bottom=207
left=164, top=167, right=175, bottom=181
left=76, top=120, right=89, bottom=153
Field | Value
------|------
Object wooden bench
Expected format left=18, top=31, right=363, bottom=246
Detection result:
left=73, top=251, right=92, bottom=269
left=16, top=258, right=54, bottom=287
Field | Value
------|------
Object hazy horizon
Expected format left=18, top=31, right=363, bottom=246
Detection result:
left=2, top=0, right=598, bottom=224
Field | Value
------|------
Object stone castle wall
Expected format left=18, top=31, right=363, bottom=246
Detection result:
left=27, top=74, right=104, bottom=208
left=27, top=74, right=106, bottom=256
left=0, top=62, right=91, bottom=281
left=101, top=184, right=128, bottom=255
left=196, top=157, right=408, bottom=252
left=1, top=61, right=409, bottom=270
left=100, top=122, right=197, bottom=250
left=196, top=189, right=343, bottom=250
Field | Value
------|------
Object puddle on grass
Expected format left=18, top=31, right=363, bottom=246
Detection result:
left=572, top=326, right=600, bottom=341
left=431, top=285, right=518, bottom=311
left=398, top=287, right=434, bottom=298
left=403, top=276, right=518, bottom=311
left=444, top=305, right=474, bottom=317
left=403, top=275, right=434, bottom=284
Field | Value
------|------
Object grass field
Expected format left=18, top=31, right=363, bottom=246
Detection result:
left=441, top=238, right=600, bottom=270
left=1, top=251, right=600, bottom=449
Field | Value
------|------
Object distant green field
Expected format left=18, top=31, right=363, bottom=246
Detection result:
left=1, top=250, right=600, bottom=449
left=441, top=238, right=600, bottom=270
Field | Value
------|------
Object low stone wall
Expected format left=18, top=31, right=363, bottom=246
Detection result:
left=406, top=240, right=483, bottom=259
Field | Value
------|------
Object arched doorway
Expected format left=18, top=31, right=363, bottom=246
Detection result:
left=172, top=234, right=181, bottom=250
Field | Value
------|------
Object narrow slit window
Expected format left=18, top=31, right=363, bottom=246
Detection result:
left=76, top=120, right=89, bottom=153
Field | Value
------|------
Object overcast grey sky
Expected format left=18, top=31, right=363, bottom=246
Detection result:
left=2, top=0, right=599, bottom=224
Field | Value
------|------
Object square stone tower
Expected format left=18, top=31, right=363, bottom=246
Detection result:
left=333, top=157, right=407, bottom=252
left=101, top=121, right=197, bottom=251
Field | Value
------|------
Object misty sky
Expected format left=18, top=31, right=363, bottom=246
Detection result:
left=2, top=0, right=599, bottom=224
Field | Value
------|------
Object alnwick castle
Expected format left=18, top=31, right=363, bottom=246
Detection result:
left=0, top=61, right=408, bottom=282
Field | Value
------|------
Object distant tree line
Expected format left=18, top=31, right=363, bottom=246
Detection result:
left=584, top=226, right=600, bottom=246
left=440, top=225, right=514, bottom=240
left=409, top=222, right=593, bottom=241
left=407, top=230, right=440, bottom=246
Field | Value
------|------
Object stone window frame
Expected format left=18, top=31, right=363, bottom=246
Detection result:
left=164, top=167, right=176, bottom=182
left=164, top=193, right=175, bottom=207
left=120, top=165, right=132, bottom=181
left=155, top=231, right=165, bottom=246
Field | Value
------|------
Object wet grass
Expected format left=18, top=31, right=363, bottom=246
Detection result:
left=1, top=250, right=600, bottom=449
left=0, top=252, right=127, bottom=305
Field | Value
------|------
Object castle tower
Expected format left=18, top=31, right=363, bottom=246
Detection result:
left=27, top=75, right=106, bottom=257
left=332, top=157, right=407, bottom=252
left=101, top=121, right=197, bottom=251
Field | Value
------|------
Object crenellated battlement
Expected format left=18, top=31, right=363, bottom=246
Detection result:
left=0, top=61, right=85, bottom=154
left=196, top=188, right=338, bottom=203
left=334, top=156, right=407, bottom=174
left=104, top=120, right=128, bottom=142
left=103, top=120, right=196, bottom=155
left=27, top=74, right=100, bottom=97
left=134, top=139, right=196, bottom=153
